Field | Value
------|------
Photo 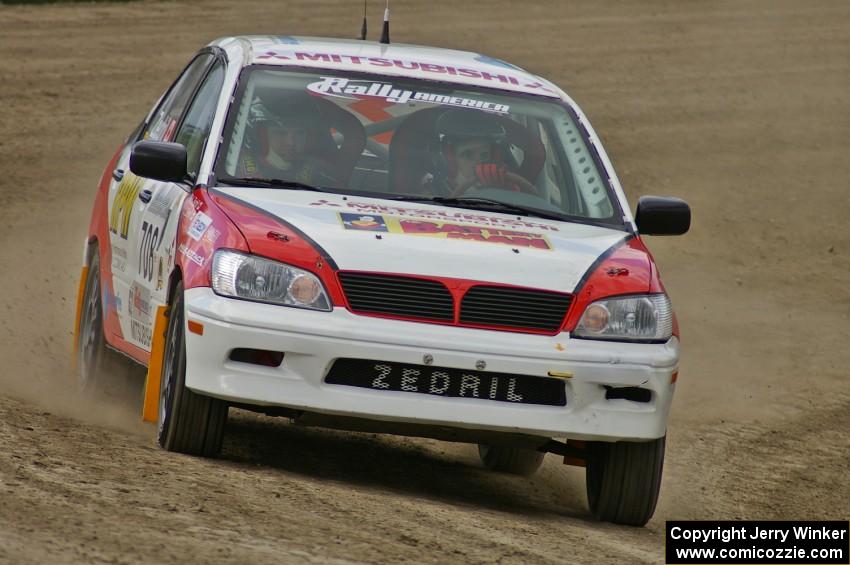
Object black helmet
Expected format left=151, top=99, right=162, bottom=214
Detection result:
left=253, top=93, right=325, bottom=130
left=435, top=109, right=507, bottom=147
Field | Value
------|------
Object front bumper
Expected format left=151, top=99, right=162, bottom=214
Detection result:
left=184, top=287, right=679, bottom=442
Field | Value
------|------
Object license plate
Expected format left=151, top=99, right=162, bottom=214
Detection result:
left=325, top=358, right=566, bottom=407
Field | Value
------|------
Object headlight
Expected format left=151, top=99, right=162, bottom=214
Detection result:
left=211, top=250, right=331, bottom=311
left=573, top=294, right=672, bottom=342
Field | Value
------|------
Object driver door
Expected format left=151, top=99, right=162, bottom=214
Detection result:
left=108, top=52, right=214, bottom=349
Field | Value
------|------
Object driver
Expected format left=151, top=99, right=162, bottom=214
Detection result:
left=428, top=109, right=535, bottom=197
left=238, top=96, right=337, bottom=186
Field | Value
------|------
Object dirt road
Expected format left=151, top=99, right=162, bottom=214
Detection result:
left=1, top=1, right=848, bottom=563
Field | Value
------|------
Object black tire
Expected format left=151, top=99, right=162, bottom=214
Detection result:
left=77, top=244, right=152, bottom=402
left=77, top=245, right=109, bottom=394
left=157, top=281, right=228, bottom=457
left=477, top=443, right=545, bottom=476
left=585, top=436, right=665, bottom=527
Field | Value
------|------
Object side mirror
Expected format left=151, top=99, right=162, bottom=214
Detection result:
left=635, top=196, right=691, bottom=235
left=130, top=140, right=188, bottom=183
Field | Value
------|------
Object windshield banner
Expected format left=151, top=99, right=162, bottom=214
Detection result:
left=308, top=77, right=510, bottom=114
left=338, top=212, right=551, bottom=250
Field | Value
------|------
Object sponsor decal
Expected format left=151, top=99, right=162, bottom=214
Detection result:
left=130, top=319, right=152, bottom=347
left=340, top=213, right=388, bottom=232
left=368, top=363, right=524, bottom=401
left=128, top=282, right=152, bottom=321
left=149, top=116, right=178, bottom=143
left=157, top=242, right=174, bottom=292
left=310, top=199, right=342, bottom=207
left=339, top=213, right=551, bottom=250
left=325, top=358, right=566, bottom=406
left=182, top=207, right=194, bottom=223
left=102, top=287, right=122, bottom=315
left=146, top=189, right=176, bottom=249
left=192, top=195, right=205, bottom=212
left=308, top=77, right=511, bottom=113
left=182, top=194, right=206, bottom=218
left=187, top=211, right=213, bottom=241
left=202, top=225, right=221, bottom=244
left=313, top=199, right=559, bottom=232
left=111, top=245, right=128, bottom=273
left=255, top=51, right=557, bottom=94
left=178, top=243, right=205, bottom=266
left=183, top=203, right=219, bottom=244
left=156, top=257, right=165, bottom=291
left=109, top=174, right=143, bottom=239
left=147, top=190, right=173, bottom=220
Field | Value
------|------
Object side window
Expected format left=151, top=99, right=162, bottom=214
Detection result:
left=145, top=54, right=212, bottom=142
left=536, top=121, right=569, bottom=209
left=174, top=63, right=226, bottom=177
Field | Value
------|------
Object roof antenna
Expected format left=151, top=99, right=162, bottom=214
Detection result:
left=359, top=0, right=368, bottom=40
left=379, top=0, right=390, bottom=44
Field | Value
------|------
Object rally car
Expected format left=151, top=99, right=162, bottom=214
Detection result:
left=74, top=35, right=689, bottom=526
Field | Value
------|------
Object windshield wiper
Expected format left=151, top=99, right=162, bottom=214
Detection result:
left=391, top=196, right=566, bottom=222
left=217, top=176, right=327, bottom=192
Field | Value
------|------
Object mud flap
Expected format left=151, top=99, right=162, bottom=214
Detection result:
left=142, top=305, right=169, bottom=423
left=70, top=265, right=89, bottom=372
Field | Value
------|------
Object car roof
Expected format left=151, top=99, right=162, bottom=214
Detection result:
left=209, top=35, right=565, bottom=99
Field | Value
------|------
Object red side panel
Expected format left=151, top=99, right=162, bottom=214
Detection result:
left=208, top=190, right=345, bottom=306
left=179, top=187, right=250, bottom=290
left=562, top=236, right=657, bottom=331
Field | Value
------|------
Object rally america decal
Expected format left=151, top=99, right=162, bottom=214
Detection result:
left=338, top=212, right=551, bottom=250
left=178, top=243, right=205, bottom=267
left=308, top=77, right=510, bottom=114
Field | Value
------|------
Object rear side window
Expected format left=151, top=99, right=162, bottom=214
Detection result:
left=174, top=63, right=226, bottom=177
left=145, top=54, right=212, bottom=142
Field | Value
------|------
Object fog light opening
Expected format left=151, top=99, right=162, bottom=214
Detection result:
left=604, top=385, right=652, bottom=403
left=229, top=348, right=284, bottom=367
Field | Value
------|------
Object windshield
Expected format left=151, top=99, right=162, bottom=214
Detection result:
left=215, top=66, right=623, bottom=226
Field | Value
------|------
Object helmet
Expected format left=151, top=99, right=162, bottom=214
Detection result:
left=432, top=109, right=508, bottom=186
left=250, top=93, right=326, bottom=161
left=260, top=94, right=325, bottom=132
left=435, top=108, right=507, bottom=148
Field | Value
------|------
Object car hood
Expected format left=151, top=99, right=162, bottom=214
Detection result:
left=212, top=187, right=631, bottom=293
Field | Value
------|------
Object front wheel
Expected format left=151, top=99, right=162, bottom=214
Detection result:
left=585, top=436, right=665, bottom=527
left=157, top=281, right=228, bottom=457
left=478, top=444, right=545, bottom=476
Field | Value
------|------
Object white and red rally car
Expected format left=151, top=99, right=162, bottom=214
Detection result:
left=75, top=36, right=689, bottom=526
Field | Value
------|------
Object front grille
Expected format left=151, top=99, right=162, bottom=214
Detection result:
left=460, top=286, right=572, bottom=331
left=338, top=272, right=454, bottom=321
